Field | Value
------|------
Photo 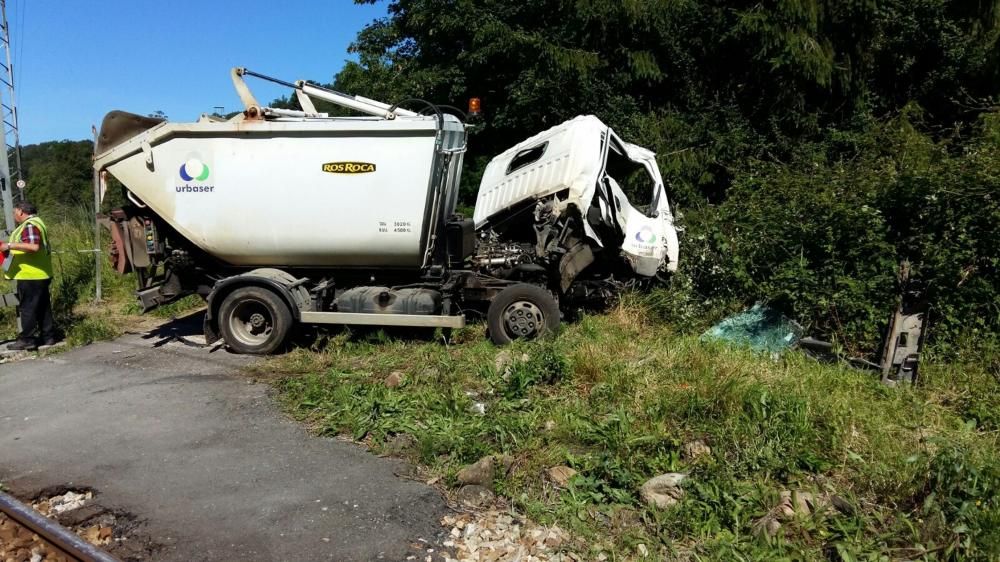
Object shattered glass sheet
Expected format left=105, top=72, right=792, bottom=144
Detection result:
left=701, top=304, right=804, bottom=353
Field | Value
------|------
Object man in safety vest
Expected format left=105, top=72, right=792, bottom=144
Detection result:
left=1, top=200, right=57, bottom=351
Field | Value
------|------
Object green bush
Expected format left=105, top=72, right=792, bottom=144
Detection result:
left=665, top=113, right=1000, bottom=356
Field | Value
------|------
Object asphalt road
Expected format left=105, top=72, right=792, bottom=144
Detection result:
left=0, top=314, right=447, bottom=561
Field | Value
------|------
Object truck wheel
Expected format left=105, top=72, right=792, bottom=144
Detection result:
left=218, top=286, right=293, bottom=355
left=487, top=284, right=560, bottom=345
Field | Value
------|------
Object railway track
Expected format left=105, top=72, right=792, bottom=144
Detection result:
left=0, top=491, right=119, bottom=562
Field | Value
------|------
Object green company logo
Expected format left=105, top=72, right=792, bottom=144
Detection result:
left=322, top=161, right=376, bottom=174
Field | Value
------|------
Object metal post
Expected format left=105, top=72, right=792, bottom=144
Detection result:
left=3, top=9, right=20, bottom=200
left=0, top=0, right=21, bottom=321
left=0, top=0, right=21, bottom=231
left=92, top=125, right=102, bottom=302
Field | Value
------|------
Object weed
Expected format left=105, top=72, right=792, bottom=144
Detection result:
left=67, top=315, right=123, bottom=345
left=268, top=302, right=1000, bottom=560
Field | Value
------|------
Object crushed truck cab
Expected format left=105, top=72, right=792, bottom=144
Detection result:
left=93, top=68, right=679, bottom=353
left=475, top=115, right=679, bottom=280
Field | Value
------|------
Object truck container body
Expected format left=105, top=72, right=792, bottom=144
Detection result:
left=96, top=116, right=466, bottom=268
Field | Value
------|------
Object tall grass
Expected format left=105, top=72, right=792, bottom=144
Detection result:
left=0, top=205, right=153, bottom=343
left=267, top=301, right=1000, bottom=560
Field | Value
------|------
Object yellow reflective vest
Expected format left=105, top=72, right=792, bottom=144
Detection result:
left=5, top=216, right=53, bottom=280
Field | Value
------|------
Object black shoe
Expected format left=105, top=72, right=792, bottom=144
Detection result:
left=41, top=336, right=61, bottom=347
left=8, top=339, right=38, bottom=351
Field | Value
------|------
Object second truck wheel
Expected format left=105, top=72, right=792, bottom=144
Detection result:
left=218, top=286, right=293, bottom=355
left=487, top=284, right=560, bottom=345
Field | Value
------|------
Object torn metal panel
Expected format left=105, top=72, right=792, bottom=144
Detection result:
left=880, top=302, right=927, bottom=385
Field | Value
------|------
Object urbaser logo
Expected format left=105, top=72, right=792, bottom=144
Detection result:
left=176, top=157, right=215, bottom=193
left=322, top=161, right=376, bottom=174
left=179, top=158, right=210, bottom=181
left=635, top=226, right=657, bottom=244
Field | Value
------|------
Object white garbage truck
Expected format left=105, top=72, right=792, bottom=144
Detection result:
left=93, top=68, right=679, bottom=353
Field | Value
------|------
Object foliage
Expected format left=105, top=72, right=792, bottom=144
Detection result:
left=320, top=0, right=1000, bottom=352
left=19, top=140, right=94, bottom=217
left=672, top=112, right=1000, bottom=353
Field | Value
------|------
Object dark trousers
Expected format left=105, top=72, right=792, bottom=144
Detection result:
left=16, top=278, right=55, bottom=342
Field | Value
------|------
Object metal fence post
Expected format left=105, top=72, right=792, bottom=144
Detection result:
left=92, top=125, right=102, bottom=302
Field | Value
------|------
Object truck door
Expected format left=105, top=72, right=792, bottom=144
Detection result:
left=600, top=133, right=679, bottom=275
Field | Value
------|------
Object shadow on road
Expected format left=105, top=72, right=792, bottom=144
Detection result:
left=138, top=309, right=216, bottom=350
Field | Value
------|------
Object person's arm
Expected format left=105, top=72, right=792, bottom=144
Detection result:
left=0, top=224, right=41, bottom=253
left=1, top=240, right=41, bottom=253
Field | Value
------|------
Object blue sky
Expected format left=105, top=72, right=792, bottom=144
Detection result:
left=9, top=0, right=388, bottom=144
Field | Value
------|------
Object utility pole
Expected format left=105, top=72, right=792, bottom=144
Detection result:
left=0, top=0, right=22, bottom=235
left=0, top=0, right=21, bottom=317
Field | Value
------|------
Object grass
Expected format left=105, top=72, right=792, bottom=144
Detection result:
left=0, top=209, right=202, bottom=346
left=261, top=297, right=1000, bottom=561
left=7, top=213, right=999, bottom=559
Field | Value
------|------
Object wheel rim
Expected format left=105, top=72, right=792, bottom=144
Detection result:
left=502, top=300, right=544, bottom=339
left=228, top=299, right=274, bottom=347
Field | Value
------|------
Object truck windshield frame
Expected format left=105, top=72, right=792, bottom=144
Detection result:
left=604, top=139, right=659, bottom=218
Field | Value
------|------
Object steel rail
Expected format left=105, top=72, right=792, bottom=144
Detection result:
left=0, top=491, right=120, bottom=562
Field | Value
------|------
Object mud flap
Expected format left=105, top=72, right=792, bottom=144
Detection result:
left=558, top=243, right=594, bottom=292
left=107, top=220, right=132, bottom=274
left=204, top=313, right=221, bottom=344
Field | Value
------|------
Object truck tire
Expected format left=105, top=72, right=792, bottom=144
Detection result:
left=218, top=286, right=294, bottom=355
left=487, top=284, right=560, bottom=345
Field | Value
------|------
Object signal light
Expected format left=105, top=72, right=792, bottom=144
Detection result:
left=468, top=97, right=482, bottom=117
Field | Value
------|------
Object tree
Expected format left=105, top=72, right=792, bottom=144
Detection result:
left=19, top=140, right=95, bottom=219
left=330, top=0, right=1000, bottom=350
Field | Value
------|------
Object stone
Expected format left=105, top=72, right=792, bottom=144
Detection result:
left=751, top=489, right=822, bottom=539
left=494, top=350, right=515, bottom=372
left=53, top=504, right=106, bottom=527
left=457, top=456, right=496, bottom=487
left=752, top=514, right=782, bottom=538
left=546, top=466, right=577, bottom=488
left=793, top=491, right=815, bottom=516
left=496, top=454, right=516, bottom=476
left=831, top=494, right=855, bottom=515
left=637, top=543, right=649, bottom=558
left=773, top=490, right=816, bottom=520
left=384, top=433, right=416, bottom=456
left=775, top=491, right=796, bottom=520
left=639, top=473, right=686, bottom=509
left=543, top=526, right=566, bottom=548
left=543, top=420, right=556, bottom=431
left=49, top=491, right=90, bottom=514
left=682, top=440, right=711, bottom=460
left=494, top=350, right=529, bottom=375
left=456, top=485, right=495, bottom=508
left=384, top=371, right=404, bottom=388
left=438, top=509, right=588, bottom=560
